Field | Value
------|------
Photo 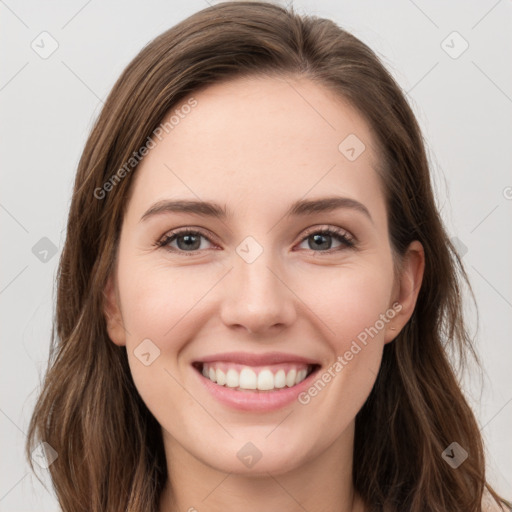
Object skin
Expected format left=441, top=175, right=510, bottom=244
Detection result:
left=104, top=75, right=425, bottom=512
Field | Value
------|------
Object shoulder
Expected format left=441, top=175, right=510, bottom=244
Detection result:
left=483, top=503, right=511, bottom=512
left=481, top=489, right=511, bottom=512
left=483, top=503, right=506, bottom=512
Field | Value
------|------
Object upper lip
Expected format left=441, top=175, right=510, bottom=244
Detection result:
left=194, top=351, right=321, bottom=366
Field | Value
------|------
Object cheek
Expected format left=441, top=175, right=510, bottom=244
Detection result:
left=118, top=249, right=394, bottom=357
left=294, top=259, right=395, bottom=350
left=116, top=260, right=226, bottom=406
left=118, top=258, right=221, bottom=339
left=117, top=259, right=201, bottom=421
left=298, top=261, right=394, bottom=415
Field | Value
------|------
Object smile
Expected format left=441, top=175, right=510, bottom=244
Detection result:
left=192, top=353, right=322, bottom=411
left=198, top=362, right=316, bottom=392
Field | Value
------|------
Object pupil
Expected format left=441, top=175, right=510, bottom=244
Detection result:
left=310, top=233, right=330, bottom=250
left=178, top=234, right=200, bottom=251
left=175, top=233, right=333, bottom=251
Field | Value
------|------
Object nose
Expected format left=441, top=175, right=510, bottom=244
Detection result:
left=219, top=250, right=297, bottom=335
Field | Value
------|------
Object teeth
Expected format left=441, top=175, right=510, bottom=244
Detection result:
left=296, top=369, right=307, bottom=385
left=286, top=369, right=297, bottom=387
left=216, top=368, right=226, bottom=386
left=225, top=368, right=239, bottom=388
left=257, top=369, right=274, bottom=390
left=274, top=369, right=286, bottom=389
left=201, top=363, right=312, bottom=391
left=239, top=368, right=257, bottom=389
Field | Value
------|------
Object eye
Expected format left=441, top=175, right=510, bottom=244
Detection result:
left=155, top=226, right=356, bottom=255
left=155, top=229, right=216, bottom=254
left=296, top=227, right=355, bottom=253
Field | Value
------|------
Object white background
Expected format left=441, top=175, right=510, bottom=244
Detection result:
left=1, top=0, right=511, bottom=509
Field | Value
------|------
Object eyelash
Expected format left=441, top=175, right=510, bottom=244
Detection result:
left=154, top=226, right=356, bottom=255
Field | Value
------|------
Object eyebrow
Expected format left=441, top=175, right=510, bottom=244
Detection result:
left=140, top=196, right=373, bottom=224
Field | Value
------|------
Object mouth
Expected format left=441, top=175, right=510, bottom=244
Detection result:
left=192, top=359, right=320, bottom=392
left=191, top=352, right=322, bottom=411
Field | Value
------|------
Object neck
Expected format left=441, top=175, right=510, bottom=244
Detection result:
left=159, top=422, right=365, bottom=512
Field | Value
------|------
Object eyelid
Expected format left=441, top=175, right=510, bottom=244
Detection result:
left=156, top=224, right=357, bottom=253
left=156, top=226, right=219, bottom=250
left=300, top=224, right=355, bottom=244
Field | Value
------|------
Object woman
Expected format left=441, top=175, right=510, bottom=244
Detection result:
left=25, top=2, right=511, bottom=511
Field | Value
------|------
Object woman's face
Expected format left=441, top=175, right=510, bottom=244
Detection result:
left=105, top=75, right=423, bottom=475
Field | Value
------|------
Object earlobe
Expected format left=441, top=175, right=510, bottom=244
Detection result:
left=384, top=241, right=425, bottom=344
left=103, top=275, right=127, bottom=347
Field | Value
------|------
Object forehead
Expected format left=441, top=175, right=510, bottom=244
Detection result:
left=127, top=75, right=386, bottom=223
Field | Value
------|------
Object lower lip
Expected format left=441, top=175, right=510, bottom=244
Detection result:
left=194, top=366, right=319, bottom=412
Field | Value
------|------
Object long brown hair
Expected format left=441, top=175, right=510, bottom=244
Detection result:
left=25, top=2, right=511, bottom=511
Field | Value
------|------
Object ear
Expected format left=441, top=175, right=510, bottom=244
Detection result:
left=384, top=240, right=425, bottom=344
left=103, top=274, right=127, bottom=347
